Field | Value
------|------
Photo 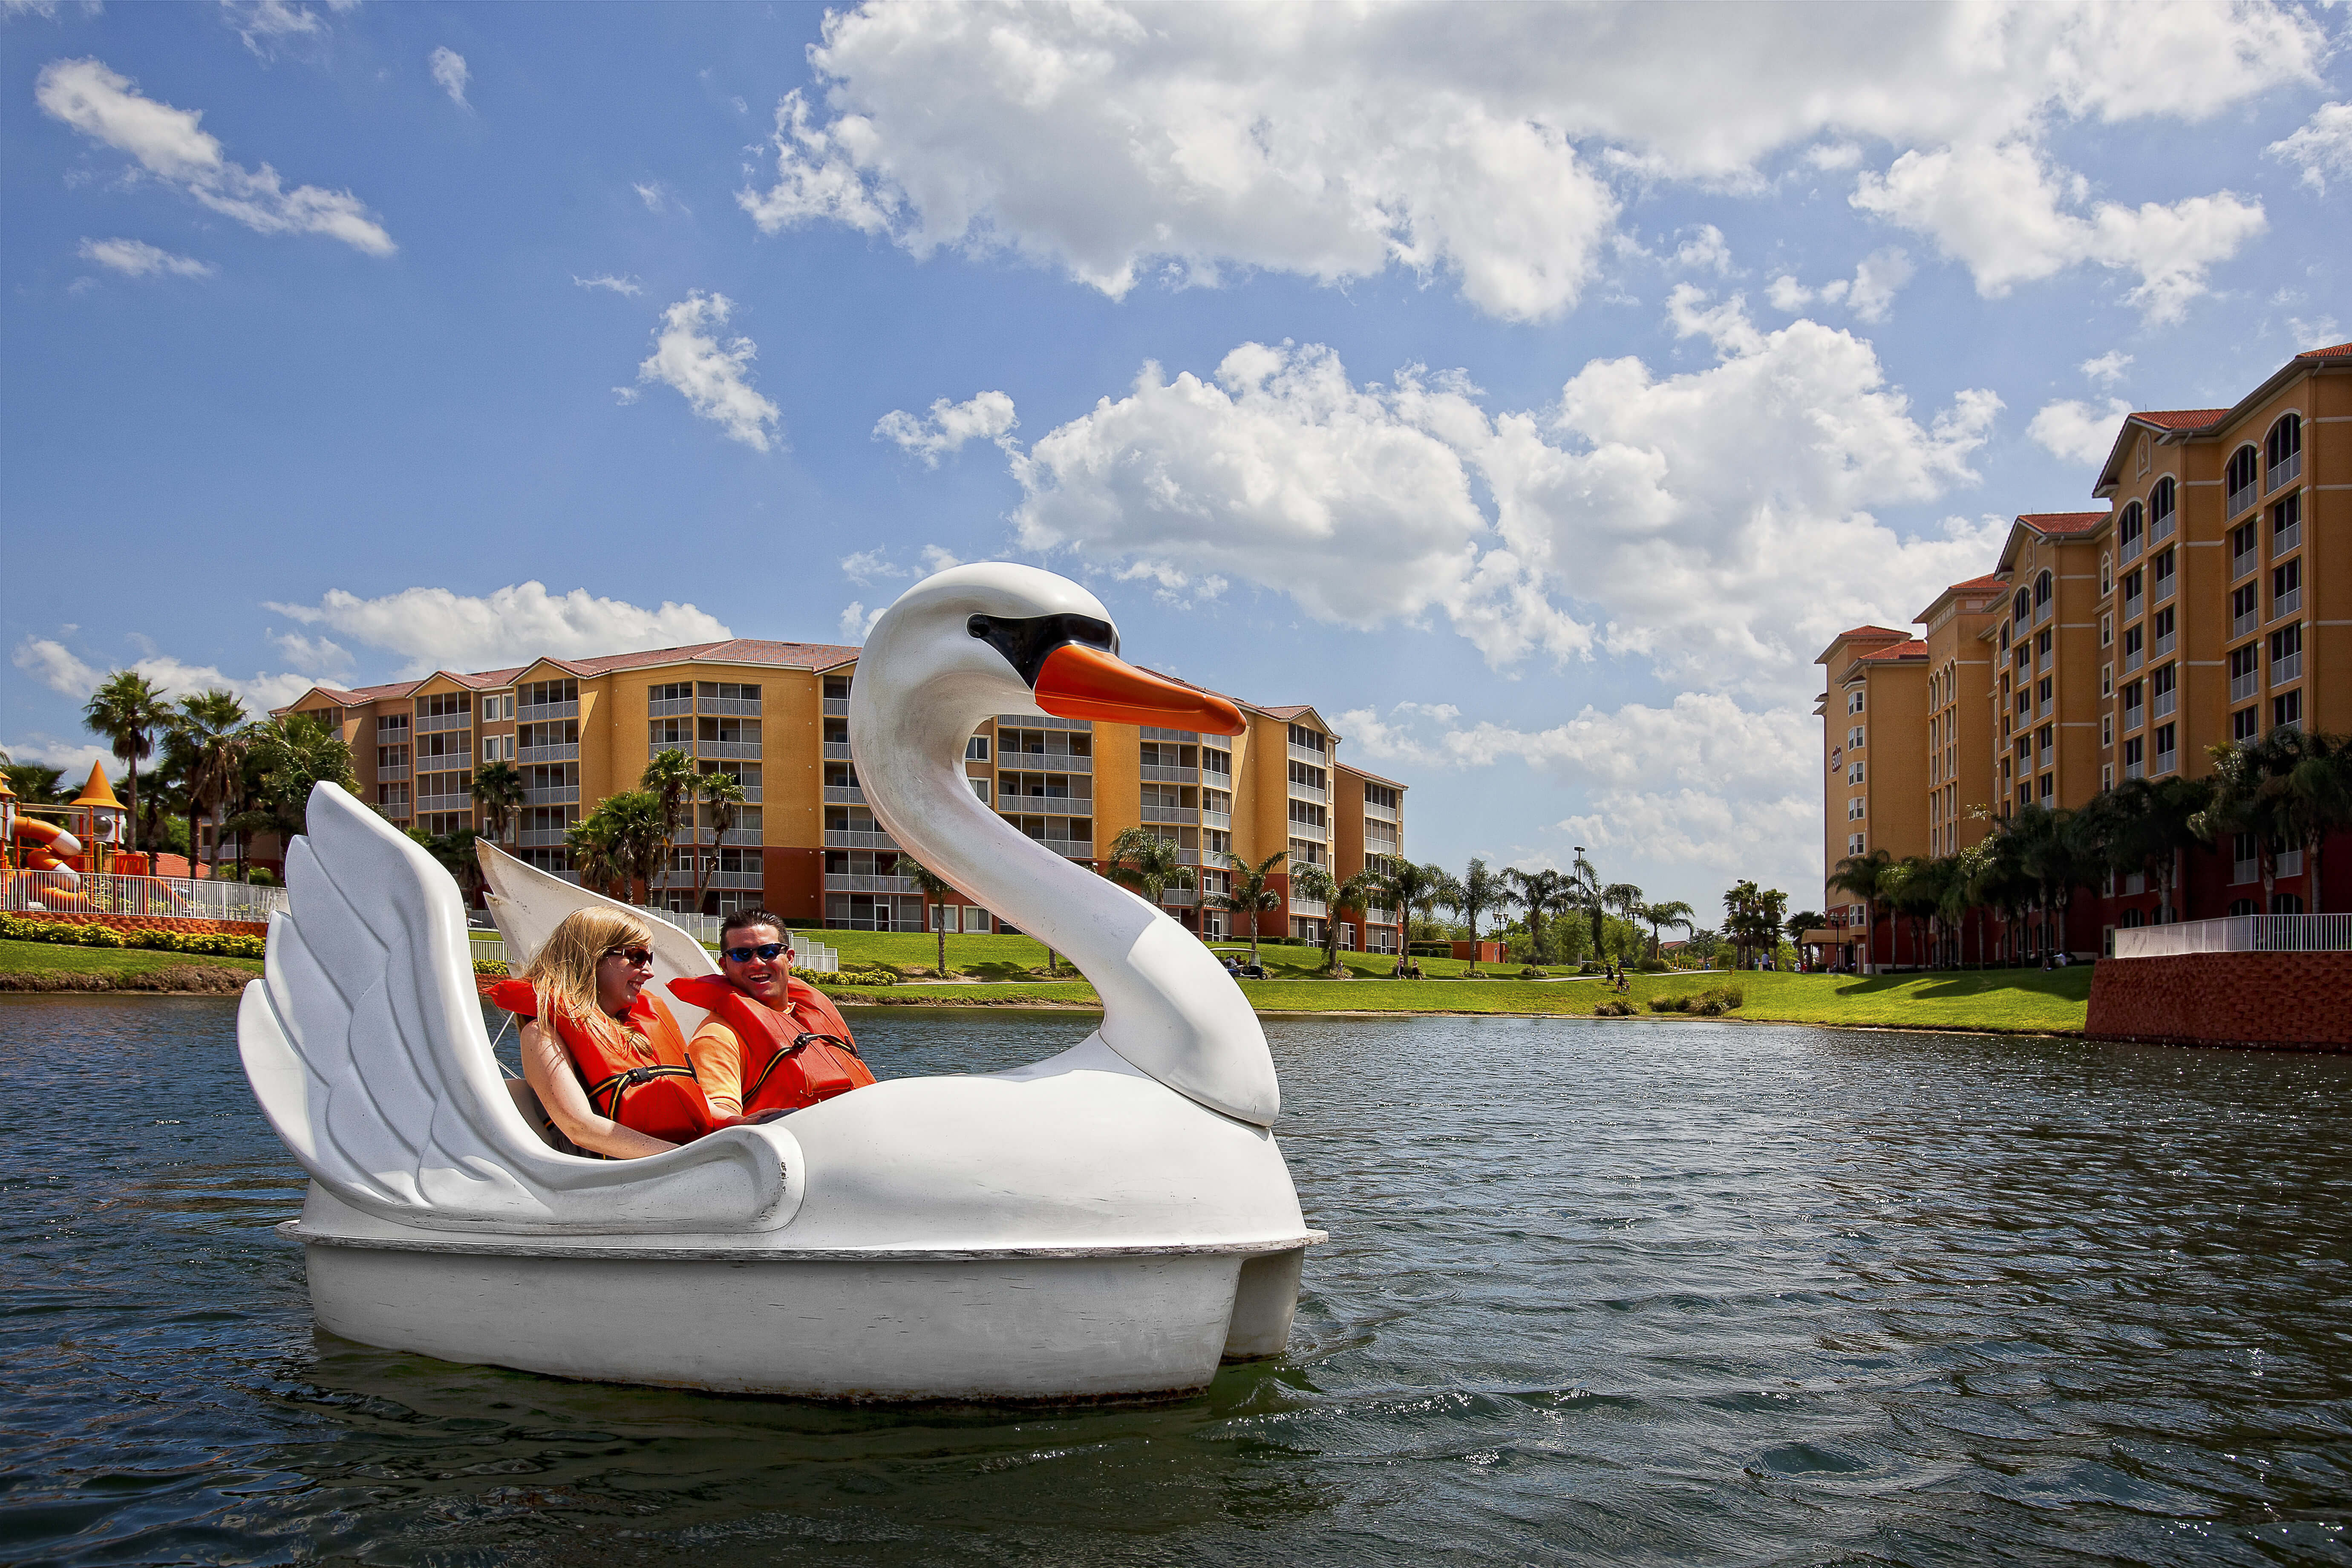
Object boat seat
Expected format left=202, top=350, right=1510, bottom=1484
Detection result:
left=504, top=1076, right=580, bottom=1155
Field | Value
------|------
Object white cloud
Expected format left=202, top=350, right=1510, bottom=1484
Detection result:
left=573, top=272, right=642, bottom=296
left=633, top=180, right=670, bottom=212
left=2287, top=315, right=2341, bottom=350
left=1852, top=140, right=2263, bottom=322
left=12, top=634, right=327, bottom=711
left=873, top=389, right=1017, bottom=465
left=221, top=0, right=323, bottom=57
left=2080, top=350, right=2132, bottom=386
left=837, top=601, right=887, bottom=642
left=1010, top=304, right=2000, bottom=696
left=14, top=636, right=100, bottom=696
left=2266, top=101, right=2352, bottom=193
left=635, top=291, right=781, bottom=451
left=738, top=0, right=2317, bottom=322
left=1339, top=692, right=1824, bottom=899
left=77, top=236, right=214, bottom=278
left=265, top=582, right=732, bottom=675
left=839, top=549, right=906, bottom=586
left=0, top=735, right=116, bottom=781
left=271, top=630, right=350, bottom=671
left=610, top=386, right=640, bottom=404
left=2027, top=396, right=2133, bottom=467
left=1767, top=247, right=1914, bottom=322
left=917, top=545, right=963, bottom=574
left=429, top=46, right=469, bottom=108
left=1672, top=224, right=1732, bottom=275
left=36, top=58, right=395, bottom=256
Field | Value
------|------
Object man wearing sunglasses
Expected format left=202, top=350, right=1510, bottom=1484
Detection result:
left=667, top=908, right=874, bottom=1121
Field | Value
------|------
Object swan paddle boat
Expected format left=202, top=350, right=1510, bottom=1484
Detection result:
left=238, top=562, right=1322, bottom=1401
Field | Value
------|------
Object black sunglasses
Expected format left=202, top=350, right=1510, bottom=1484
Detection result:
left=723, top=942, right=790, bottom=964
left=603, top=946, right=655, bottom=966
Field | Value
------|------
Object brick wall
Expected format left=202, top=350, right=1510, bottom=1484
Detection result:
left=2087, top=952, right=2352, bottom=1050
left=6, top=910, right=270, bottom=939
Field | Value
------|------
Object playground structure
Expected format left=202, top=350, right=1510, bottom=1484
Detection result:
left=0, top=761, right=277, bottom=922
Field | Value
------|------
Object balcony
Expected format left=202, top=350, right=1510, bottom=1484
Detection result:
left=1001, top=792, right=1092, bottom=816
left=2152, top=745, right=2177, bottom=777
left=823, top=785, right=866, bottom=806
left=997, top=713, right=1092, bottom=733
left=1002, top=750, right=1091, bottom=772
left=694, top=740, right=763, bottom=761
left=2273, top=587, right=2301, bottom=620
left=2153, top=688, right=2176, bottom=720
left=2274, top=651, right=2302, bottom=683
left=2232, top=545, right=2258, bottom=580
left=2152, top=630, right=2175, bottom=658
left=699, top=697, right=761, bottom=716
left=516, top=699, right=577, bottom=722
left=1140, top=804, right=1199, bottom=826
left=1141, top=725, right=1200, bottom=743
left=822, top=741, right=852, bottom=760
left=1287, top=741, right=1331, bottom=767
left=1139, top=764, right=1198, bottom=784
left=2232, top=855, right=2258, bottom=885
left=2268, top=450, right=2301, bottom=492
left=2274, top=516, right=2301, bottom=553
left=2120, top=533, right=2144, bottom=564
left=1200, top=809, right=1233, bottom=831
left=518, top=828, right=570, bottom=847
left=702, top=870, right=764, bottom=891
left=2122, top=703, right=2144, bottom=732
left=2122, top=592, right=2142, bottom=622
left=648, top=697, right=695, bottom=718
left=415, top=711, right=471, bottom=734
left=2124, top=647, right=2144, bottom=674
left=522, top=785, right=579, bottom=806
left=519, top=743, right=578, bottom=764
left=1289, top=895, right=1328, bottom=917
left=2231, top=669, right=2259, bottom=703
left=1017, top=834, right=1092, bottom=858
left=673, top=827, right=762, bottom=845
left=2232, top=605, right=2259, bottom=638
left=375, top=764, right=410, bottom=782
left=2153, top=573, right=2173, bottom=605
left=824, top=829, right=900, bottom=851
left=2226, top=479, right=2257, bottom=517
left=2034, top=597, right=2052, bottom=626
left=828, top=874, right=917, bottom=894
left=1288, top=781, right=1328, bottom=804
left=2125, top=758, right=2146, bottom=781
left=2037, top=696, right=2052, bottom=720
left=1159, top=888, right=1197, bottom=908
left=1364, top=799, right=1400, bottom=823
left=416, top=793, right=472, bottom=815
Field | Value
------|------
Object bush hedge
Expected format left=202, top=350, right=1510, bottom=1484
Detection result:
left=0, top=914, right=266, bottom=960
left=1647, top=983, right=1746, bottom=1017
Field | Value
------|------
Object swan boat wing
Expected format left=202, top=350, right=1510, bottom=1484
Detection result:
left=237, top=783, right=797, bottom=1236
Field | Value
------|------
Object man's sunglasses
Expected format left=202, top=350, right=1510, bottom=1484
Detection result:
left=723, top=943, right=791, bottom=964
left=602, top=946, right=655, bottom=966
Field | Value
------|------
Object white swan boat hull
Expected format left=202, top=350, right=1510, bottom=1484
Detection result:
left=289, top=1188, right=1313, bottom=1401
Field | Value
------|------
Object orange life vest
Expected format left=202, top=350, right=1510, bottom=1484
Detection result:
left=668, top=974, right=876, bottom=1115
left=490, top=979, right=717, bottom=1144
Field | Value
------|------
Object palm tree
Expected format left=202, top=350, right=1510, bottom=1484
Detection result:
left=2005, top=804, right=2092, bottom=960
left=172, top=690, right=248, bottom=876
left=894, top=854, right=962, bottom=977
left=1827, top=847, right=1893, bottom=974
left=1641, top=899, right=1695, bottom=961
left=2085, top=775, right=2212, bottom=925
left=1106, top=826, right=1196, bottom=910
left=1447, top=858, right=1505, bottom=972
left=640, top=747, right=698, bottom=900
left=82, top=671, right=172, bottom=857
left=1504, top=865, right=1566, bottom=965
left=1721, top=882, right=1790, bottom=968
left=473, top=759, right=527, bottom=846
left=600, top=790, right=672, bottom=905
left=409, top=826, right=485, bottom=904
left=244, top=713, right=358, bottom=849
left=1208, top=849, right=1287, bottom=968
left=1381, top=859, right=1451, bottom=966
left=1292, top=862, right=1382, bottom=974
left=692, top=770, right=748, bottom=908
left=2199, top=729, right=2352, bottom=914
left=2279, top=731, right=2352, bottom=913
left=565, top=810, right=625, bottom=899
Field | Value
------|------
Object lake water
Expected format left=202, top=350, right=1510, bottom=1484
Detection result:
left=4, top=996, right=2349, bottom=1565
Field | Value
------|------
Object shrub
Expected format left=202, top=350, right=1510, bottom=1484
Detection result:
left=81, top=925, right=126, bottom=947
left=1637, top=956, right=1669, bottom=973
left=1592, top=997, right=1635, bottom=1017
left=1518, top=965, right=1543, bottom=979
left=473, top=958, right=510, bottom=977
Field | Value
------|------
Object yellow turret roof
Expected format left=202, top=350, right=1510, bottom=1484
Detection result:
left=72, top=761, right=124, bottom=811
left=0, top=770, right=15, bottom=799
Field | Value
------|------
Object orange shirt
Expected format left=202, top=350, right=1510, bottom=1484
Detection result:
left=684, top=1015, right=751, bottom=1117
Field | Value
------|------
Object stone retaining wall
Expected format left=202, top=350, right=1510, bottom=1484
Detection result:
left=2087, top=952, right=2352, bottom=1050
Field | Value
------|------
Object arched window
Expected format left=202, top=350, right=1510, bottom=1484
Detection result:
left=2227, top=898, right=2258, bottom=917
left=2034, top=570, right=2052, bottom=609
left=2225, top=445, right=2260, bottom=512
left=2149, top=478, right=2176, bottom=539
left=2266, top=412, right=2302, bottom=488
left=2120, top=908, right=2144, bottom=928
left=2118, top=500, right=2143, bottom=554
left=2270, top=892, right=2306, bottom=915
left=2013, top=588, right=2031, bottom=625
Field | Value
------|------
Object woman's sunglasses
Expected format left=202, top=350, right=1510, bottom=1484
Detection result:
left=602, top=946, right=655, bottom=967
left=722, top=943, right=790, bottom=963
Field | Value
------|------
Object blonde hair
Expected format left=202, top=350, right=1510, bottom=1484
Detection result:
left=521, top=908, right=658, bottom=1058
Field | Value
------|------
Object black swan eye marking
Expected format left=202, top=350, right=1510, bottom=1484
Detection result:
left=967, top=612, right=1119, bottom=686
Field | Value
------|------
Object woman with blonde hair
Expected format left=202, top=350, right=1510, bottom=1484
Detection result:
left=489, top=908, right=720, bottom=1159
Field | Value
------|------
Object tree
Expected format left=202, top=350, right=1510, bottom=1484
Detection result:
left=1642, top=899, right=1695, bottom=960
left=1721, top=882, right=1790, bottom=968
left=2197, top=729, right=2352, bottom=914
left=692, top=770, right=748, bottom=908
left=600, top=790, right=672, bottom=905
left=244, top=713, right=358, bottom=848
left=2279, top=731, right=2352, bottom=913
left=1602, top=882, right=1645, bottom=935
left=4, top=763, right=67, bottom=804
left=1106, top=825, right=1197, bottom=909
left=1381, top=860, right=1452, bottom=964
left=2006, top=804, right=2093, bottom=959
left=409, top=826, right=485, bottom=904
left=1208, top=849, right=1287, bottom=968
left=564, top=810, right=625, bottom=899
left=1290, top=862, right=1379, bottom=974
left=172, top=690, right=248, bottom=876
left=1447, top=858, right=1505, bottom=972
left=640, top=747, right=698, bottom=900
left=2082, top=775, right=2212, bottom=926
left=1827, top=848, right=1894, bottom=974
left=1569, top=850, right=1603, bottom=955
left=894, top=854, right=961, bottom=977
left=82, top=671, right=172, bottom=857
left=1504, top=866, right=1567, bottom=965
left=473, top=758, right=527, bottom=847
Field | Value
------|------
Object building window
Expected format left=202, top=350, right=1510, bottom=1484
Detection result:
left=1848, top=761, right=1864, bottom=784
left=2274, top=690, right=2302, bottom=732
left=965, top=735, right=989, bottom=761
left=1847, top=796, right=1865, bottom=820
left=2101, top=714, right=2113, bottom=747
left=2272, top=557, right=2301, bottom=619
left=2153, top=723, right=2177, bottom=773
left=376, top=713, right=409, bottom=738
left=2272, top=492, right=2301, bottom=554
left=2012, top=588, right=2031, bottom=627
left=2270, top=623, right=2302, bottom=683
left=2118, top=501, right=2143, bottom=555
left=2099, top=614, right=2112, bottom=647
left=2233, top=706, right=2260, bottom=741
left=1847, top=689, right=1865, bottom=715
left=1286, top=723, right=1327, bottom=754
left=2038, top=773, right=2054, bottom=800
left=2265, top=411, right=2301, bottom=487
left=2230, top=519, right=2260, bottom=578
left=2225, top=444, right=2260, bottom=512
left=2150, top=476, right=2176, bottom=535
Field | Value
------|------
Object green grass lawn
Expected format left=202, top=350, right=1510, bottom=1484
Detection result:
left=0, top=937, right=261, bottom=991
left=831, top=963, right=2092, bottom=1033
left=809, top=928, right=1591, bottom=982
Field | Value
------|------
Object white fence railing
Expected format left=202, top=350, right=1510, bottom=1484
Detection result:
left=3, top=870, right=289, bottom=924
left=2113, top=914, right=2352, bottom=959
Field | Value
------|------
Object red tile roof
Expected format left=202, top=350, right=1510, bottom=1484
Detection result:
left=2130, top=408, right=2230, bottom=431
left=1857, top=639, right=1927, bottom=662
left=1832, top=624, right=1908, bottom=641
left=2297, top=341, right=2352, bottom=359
left=2015, top=511, right=2108, bottom=533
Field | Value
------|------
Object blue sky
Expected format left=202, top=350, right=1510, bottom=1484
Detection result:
left=4, top=0, right=2345, bottom=913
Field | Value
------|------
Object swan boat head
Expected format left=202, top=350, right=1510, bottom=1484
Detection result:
left=849, top=563, right=1278, bottom=1127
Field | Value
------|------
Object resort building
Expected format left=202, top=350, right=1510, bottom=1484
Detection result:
left=273, top=642, right=1403, bottom=949
left=1815, top=341, right=2351, bottom=966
